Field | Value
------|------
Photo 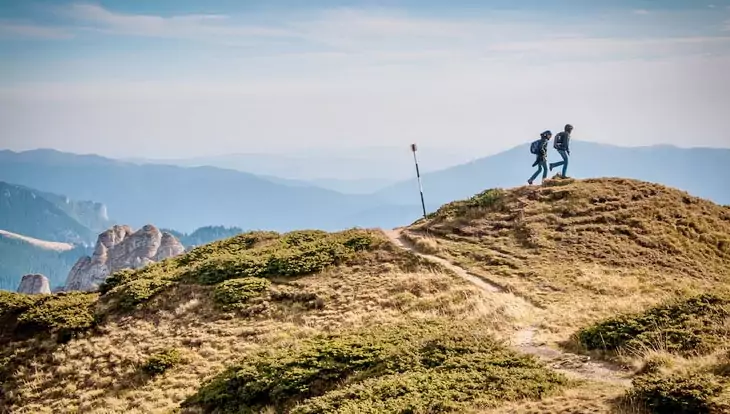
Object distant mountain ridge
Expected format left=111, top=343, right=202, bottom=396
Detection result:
left=375, top=141, right=730, bottom=211
left=0, top=149, right=405, bottom=233
left=30, top=188, right=111, bottom=233
left=123, top=146, right=471, bottom=182
left=0, top=181, right=97, bottom=245
left=0, top=179, right=244, bottom=292
left=0, top=181, right=111, bottom=291
left=1, top=143, right=728, bottom=238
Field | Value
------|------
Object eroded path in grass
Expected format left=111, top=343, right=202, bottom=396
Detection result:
left=383, top=228, right=633, bottom=387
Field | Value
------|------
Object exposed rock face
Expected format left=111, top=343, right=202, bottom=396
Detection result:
left=64, top=224, right=185, bottom=292
left=17, top=274, right=51, bottom=295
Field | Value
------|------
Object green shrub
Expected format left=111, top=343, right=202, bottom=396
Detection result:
left=178, top=231, right=280, bottom=267
left=184, top=320, right=567, bottom=413
left=194, top=231, right=375, bottom=285
left=110, top=276, right=175, bottom=311
left=213, top=278, right=271, bottom=310
left=578, top=293, right=730, bottom=356
left=16, top=292, right=98, bottom=335
left=280, top=230, right=329, bottom=247
left=293, top=368, right=559, bottom=414
left=99, top=229, right=377, bottom=312
left=467, top=188, right=506, bottom=209
left=98, top=268, right=137, bottom=294
left=629, top=372, right=724, bottom=414
left=141, top=348, right=183, bottom=376
left=426, top=188, right=507, bottom=220
left=195, top=255, right=270, bottom=285
left=0, top=291, right=39, bottom=318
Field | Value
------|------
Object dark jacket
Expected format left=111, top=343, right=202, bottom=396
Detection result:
left=554, top=131, right=571, bottom=151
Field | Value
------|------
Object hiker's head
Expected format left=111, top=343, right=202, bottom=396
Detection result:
left=541, top=130, right=552, bottom=140
left=564, top=124, right=574, bottom=133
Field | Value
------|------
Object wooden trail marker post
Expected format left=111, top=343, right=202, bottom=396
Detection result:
left=411, top=143, right=427, bottom=219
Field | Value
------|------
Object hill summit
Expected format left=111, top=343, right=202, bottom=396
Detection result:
left=1, top=177, right=728, bottom=413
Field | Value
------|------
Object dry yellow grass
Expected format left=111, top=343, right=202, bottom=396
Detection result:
left=4, top=178, right=728, bottom=413
left=3, top=249, right=520, bottom=413
left=406, top=178, right=730, bottom=345
left=478, top=381, right=635, bottom=414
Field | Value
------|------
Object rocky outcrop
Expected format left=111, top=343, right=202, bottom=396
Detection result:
left=64, top=224, right=185, bottom=292
left=17, top=274, right=51, bottom=295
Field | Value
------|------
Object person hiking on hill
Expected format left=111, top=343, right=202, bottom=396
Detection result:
left=527, top=130, right=552, bottom=185
left=550, top=124, right=573, bottom=178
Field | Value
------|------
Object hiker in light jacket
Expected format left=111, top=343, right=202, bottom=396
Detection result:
left=550, top=124, right=573, bottom=178
left=528, top=130, right=552, bottom=185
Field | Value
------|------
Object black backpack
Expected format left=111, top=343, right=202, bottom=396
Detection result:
left=530, top=139, right=541, bottom=155
left=554, top=132, right=565, bottom=150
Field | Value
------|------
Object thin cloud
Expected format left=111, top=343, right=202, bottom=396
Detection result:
left=61, top=3, right=295, bottom=39
left=12, top=2, right=730, bottom=64
left=0, top=21, right=73, bottom=39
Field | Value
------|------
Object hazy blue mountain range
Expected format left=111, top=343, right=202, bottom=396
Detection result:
left=0, top=149, right=402, bottom=233
left=30, top=188, right=112, bottom=234
left=375, top=141, right=730, bottom=212
left=2, top=143, right=728, bottom=239
left=124, top=146, right=474, bottom=194
left=260, top=175, right=397, bottom=195
left=0, top=181, right=98, bottom=245
left=0, top=180, right=258, bottom=291
left=0, top=181, right=107, bottom=291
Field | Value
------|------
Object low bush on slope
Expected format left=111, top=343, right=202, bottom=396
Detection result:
left=213, top=277, right=272, bottom=311
left=2, top=227, right=476, bottom=413
left=629, top=371, right=728, bottom=414
left=578, top=293, right=730, bottom=356
left=2, top=229, right=418, bottom=342
left=184, top=319, right=568, bottom=414
left=98, top=229, right=395, bottom=313
left=578, top=293, right=730, bottom=413
left=0, top=290, right=98, bottom=342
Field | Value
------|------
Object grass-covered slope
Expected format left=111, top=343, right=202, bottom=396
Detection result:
left=405, top=178, right=730, bottom=341
left=185, top=320, right=567, bottom=414
left=579, top=293, right=730, bottom=413
left=0, top=228, right=562, bottom=413
left=5, top=177, right=728, bottom=414
left=404, top=177, right=730, bottom=414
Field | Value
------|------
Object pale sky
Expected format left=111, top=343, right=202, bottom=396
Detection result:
left=1, top=0, right=729, bottom=159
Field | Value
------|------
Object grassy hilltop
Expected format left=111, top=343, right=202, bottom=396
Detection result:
left=404, top=177, right=730, bottom=413
left=1, top=177, right=729, bottom=413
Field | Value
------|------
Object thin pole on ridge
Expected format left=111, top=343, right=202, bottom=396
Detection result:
left=410, top=143, right=427, bottom=219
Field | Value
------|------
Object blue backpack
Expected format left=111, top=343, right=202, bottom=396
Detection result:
left=529, top=139, right=541, bottom=155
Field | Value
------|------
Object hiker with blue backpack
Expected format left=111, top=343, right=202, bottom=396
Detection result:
left=550, top=124, right=573, bottom=178
left=527, top=130, right=552, bottom=185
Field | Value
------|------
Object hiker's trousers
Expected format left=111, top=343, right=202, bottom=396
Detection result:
left=550, top=150, right=569, bottom=177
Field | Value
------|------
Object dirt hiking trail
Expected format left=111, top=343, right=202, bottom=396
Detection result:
left=383, top=228, right=633, bottom=387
